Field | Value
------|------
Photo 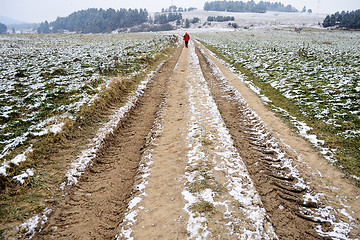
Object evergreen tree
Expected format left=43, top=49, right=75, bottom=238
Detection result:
left=323, top=15, right=331, bottom=27
left=154, top=12, right=182, bottom=24
left=191, top=17, right=200, bottom=24
left=39, top=8, right=149, bottom=33
left=207, top=16, right=235, bottom=22
left=37, top=21, right=51, bottom=33
left=149, top=16, right=154, bottom=24
left=185, top=19, right=190, bottom=28
left=323, top=9, right=360, bottom=29
left=0, top=23, right=8, bottom=34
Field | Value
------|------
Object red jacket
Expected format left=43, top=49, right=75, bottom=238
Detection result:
left=183, top=33, right=190, bottom=41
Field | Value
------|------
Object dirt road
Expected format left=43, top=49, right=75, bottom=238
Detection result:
left=34, top=41, right=359, bottom=239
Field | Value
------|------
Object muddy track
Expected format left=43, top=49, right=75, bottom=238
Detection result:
left=32, top=41, right=359, bottom=240
left=195, top=45, right=321, bottom=239
left=34, top=46, right=183, bottom=240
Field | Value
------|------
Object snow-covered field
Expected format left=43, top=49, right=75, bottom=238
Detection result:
left=180, top=10, right=327, bottom=29
left=2, top=10, right=360, bottom=238
left=0, top=33, right=175, bottom=177
left=194, top=29, right=360, bottom=178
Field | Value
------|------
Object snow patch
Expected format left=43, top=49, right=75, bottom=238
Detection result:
left=17, top=208, right=52, bottom=239
left=183, top=44, right=277, bottom=239
left=0, top=145, right=33, bottom=176
left=62, top=61, right=165, bottom=188
left=13, top=168, right=34, bottom=184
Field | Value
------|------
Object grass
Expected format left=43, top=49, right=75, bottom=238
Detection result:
left=0, top=34, right=177, bottom=163
left=201, top=41, right=360, bottom=187
left=191, top=200, right=215, bottom=214
left=0, top=36, right=178, bottom=233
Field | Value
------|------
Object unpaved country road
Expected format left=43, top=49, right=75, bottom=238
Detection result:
left=35, top=41, right=360, bottom=240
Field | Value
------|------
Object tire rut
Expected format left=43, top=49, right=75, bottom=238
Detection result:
left=34, top=46, right=182, bottom=240
left=195, top=44, right=323, bottom=239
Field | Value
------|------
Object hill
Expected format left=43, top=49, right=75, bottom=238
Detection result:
left=0, top=16, right=27, bottom=25
left=179, top=10, right=327, bottom=30
left=38, top=8, right=148, bottom=33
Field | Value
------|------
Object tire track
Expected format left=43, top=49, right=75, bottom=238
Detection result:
left=33, top=45, right=183, bottom=240
left=195, top=44, right=326, bottom=239
left=32, top=40, right=358, bottom=240
left=118, top=44, right=189, bottom=240
left=183, top=43, right=277, bottom=239
left=117, top=42, right=278, bottom=239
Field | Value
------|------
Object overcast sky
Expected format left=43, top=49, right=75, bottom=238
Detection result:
left=1, top=0, right=359, bottom=23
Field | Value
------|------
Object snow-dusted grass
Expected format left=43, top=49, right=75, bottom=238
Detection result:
left=0, top=33, right=175, bottom=177
left=199, top=44, right=357, bottom=240
left=0, top=33, right=178, bottom=237
left=195, top=29, right=360, bottom=182
left=62, top=60, right=166, bottom=188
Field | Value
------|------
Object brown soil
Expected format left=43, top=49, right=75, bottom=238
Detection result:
left=129, top=41, right=190, bottom=240
left=32, top=45, right=183, bottom=240
left=27, top=41, right=360, bottom=240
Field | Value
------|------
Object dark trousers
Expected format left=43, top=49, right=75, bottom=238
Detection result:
left=185, top=41, right=189, bottom=48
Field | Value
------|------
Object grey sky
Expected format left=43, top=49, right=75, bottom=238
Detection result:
left=1, top=0, right=359, bottom=23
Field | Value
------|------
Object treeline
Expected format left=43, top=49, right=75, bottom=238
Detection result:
left=161, top=6, right=197, bottom=13
left=204, top=0, right=298, bottom=13
left=131, top=15, right=198, bottom=32
left=153, top=13, right=182, bottom=24
left=207, top=16, right=235, bottom=22
left=323, top=10, right=360, bottom=29
left=38, top=8, right=148, bottom=33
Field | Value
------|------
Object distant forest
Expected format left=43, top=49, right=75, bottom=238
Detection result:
left=207, top=16, right=235, bottom=22
left=38, top=8, right=148, bottom=33
left=204, top=0, right=298, bottom=13
left=323, top=10, right=360, bottom=29
left=153, top=13, right=182, bottom=24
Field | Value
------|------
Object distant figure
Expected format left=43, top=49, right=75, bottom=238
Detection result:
left=183, top=32, right=190, bottom=48
left=295, top=27, right=302, bottom=33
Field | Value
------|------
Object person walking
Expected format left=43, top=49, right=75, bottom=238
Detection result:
left=183, top=32, right=190, bottom=48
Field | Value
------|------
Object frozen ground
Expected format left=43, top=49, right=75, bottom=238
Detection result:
left=179, top=10, right=327, bottom=29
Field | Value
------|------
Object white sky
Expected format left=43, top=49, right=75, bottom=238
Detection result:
left=0, top=0, right=359, bottom=23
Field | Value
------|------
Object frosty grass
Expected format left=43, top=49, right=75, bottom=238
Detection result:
left=195, top=29, right=360, bottom=178
left=0, top=33, right=175, bottom=179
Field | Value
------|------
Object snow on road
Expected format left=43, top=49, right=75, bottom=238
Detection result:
left=183, top=43, right=277, bottom=239
left=19, top=39, right=359, bottom=239
left=118, top=43, right=277, bottom=239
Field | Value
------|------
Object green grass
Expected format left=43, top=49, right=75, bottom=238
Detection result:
left=202, top=42, right=360, bottom=186
left=0, top=36, right=179, bottom=232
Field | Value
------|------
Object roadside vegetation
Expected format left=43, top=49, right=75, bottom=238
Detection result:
left=0, top=33, right=178, bottom=233
left=195, top=29, right=360, bottom=185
